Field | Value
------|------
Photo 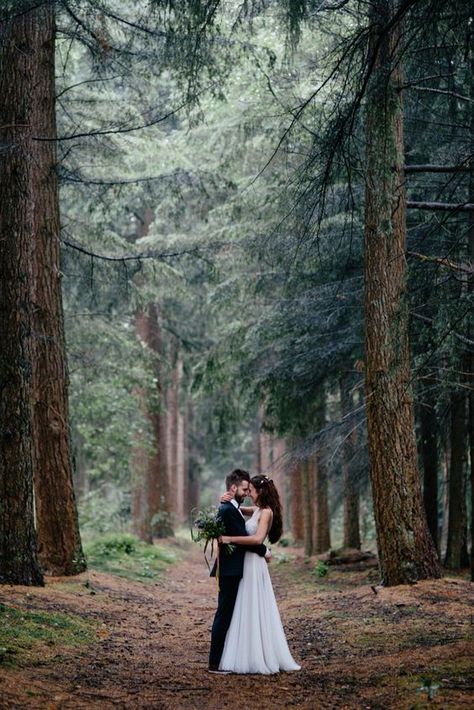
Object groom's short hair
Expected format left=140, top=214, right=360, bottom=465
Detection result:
left=225, top=469, right=250, bottom=490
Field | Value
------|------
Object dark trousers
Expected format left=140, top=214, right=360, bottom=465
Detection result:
left=208, top=575, right=240, bottom=668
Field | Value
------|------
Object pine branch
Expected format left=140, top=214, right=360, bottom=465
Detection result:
left=61, top=238, right=202, bottom=263
left=407, top=251, right=474, bottom=275
left=404, top=163, right=472, bottom=174
left=411, top=313, right=474, bottom=348
left=407, top=201, right=474, bottom=212
left=407, top=86, right=472, bottom=102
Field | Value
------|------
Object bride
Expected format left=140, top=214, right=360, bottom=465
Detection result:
left=218, top=474, right=301, bottom=674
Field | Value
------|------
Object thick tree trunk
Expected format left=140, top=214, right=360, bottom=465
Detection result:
left=418, top=380, right=439, bottom=551
left=364, top=0, right=441, bottom=585
left=14, top=3, right=85, bottom=575
left=0, top=4, right=44, bottom=586
left=340, top=376, right=361, bottom=550
left=444, top=392, right=467, bottom=568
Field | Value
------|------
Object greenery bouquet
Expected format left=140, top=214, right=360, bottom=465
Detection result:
left=191, top=507, right=235, bottom=571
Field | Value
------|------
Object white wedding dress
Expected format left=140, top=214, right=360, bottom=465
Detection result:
left=219, top=508, right=301, bottom=674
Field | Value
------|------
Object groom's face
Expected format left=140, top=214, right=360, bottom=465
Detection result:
left=234, top=479, right=249, bottom=504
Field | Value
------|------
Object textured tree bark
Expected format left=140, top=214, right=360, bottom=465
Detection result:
left=444, top=393, right=467, bottom=569
left=418, top=380, right=439, bottom=551
left=0, top=4, right=44, bottom=586
left=20, top=3, right=85, bottom=575
left=364, top=0, right=441, bottom=585
left=340, top=376, right=361, bottom=550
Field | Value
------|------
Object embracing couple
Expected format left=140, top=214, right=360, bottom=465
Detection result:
left=208, top=468, right=301, bottom=675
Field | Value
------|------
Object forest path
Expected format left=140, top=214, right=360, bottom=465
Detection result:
left=0, top=539, right=472, bottom=709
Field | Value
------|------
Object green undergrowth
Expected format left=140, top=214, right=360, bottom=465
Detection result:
left=396, top=657, right=473, bottom=707
left=0, top=603, right=96, bottom=668
left=84, top=532, right=176, bottom=582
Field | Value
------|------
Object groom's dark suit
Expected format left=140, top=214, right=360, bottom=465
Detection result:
left=208, top=501, right=266, bottom=669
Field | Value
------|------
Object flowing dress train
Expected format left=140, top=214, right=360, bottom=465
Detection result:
left=219, top=508, right=301, bottom=674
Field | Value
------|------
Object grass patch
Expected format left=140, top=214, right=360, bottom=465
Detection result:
left=84, top=532, right=176, bottom=582
left=0, top=603, right=96, bottom=668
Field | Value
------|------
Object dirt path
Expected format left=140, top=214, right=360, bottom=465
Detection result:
left=0, top=541, right=472, bottom=709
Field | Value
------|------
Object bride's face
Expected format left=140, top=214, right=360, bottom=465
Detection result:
left=248, top=483, right=259, bottom=505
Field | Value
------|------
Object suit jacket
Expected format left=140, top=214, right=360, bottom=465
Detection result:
left=210, top=501, right=267, bottom=578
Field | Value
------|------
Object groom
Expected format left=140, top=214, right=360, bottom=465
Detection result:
left=208, top=469, right=268, bottom=673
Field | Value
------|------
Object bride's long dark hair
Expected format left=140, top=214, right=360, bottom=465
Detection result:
left=251, top=475, right=283, bottom=544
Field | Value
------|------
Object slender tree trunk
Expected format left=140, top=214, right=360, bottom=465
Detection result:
left=131, top=310, right=154, bottom=545
left=175, top=355, right=185, bottom=524
left=180, top=398, right=189, bottom=521
left=364, top=0, right=441, bottom=585
left=467, top=27, right=474, bottom=581
left=131, top=209, right=172, bottom=539
left=290, top=460, right=304, bottom=543
left=313, top=450, right=331, bottom=554
left=418, top=379, right=439, bottom=551
left=311, top=390, right=331, bottom=554
left=133, top=305, right=172, bottom=540
left=301, top=459, right=313, bottom=557
left=0, top=4, right=44, bottom=586
left=440, top=447, right=450, bottom=556
left=130, top=384, right=152, bottom=543
left=166, top=352, right=178, bottom=520
left=445, top=392, right=467, bottom=568
left=72, top=428, right=89, bottom=499
left=186, top=403, right=200, bottom=516
left=146, top=304, right=172, bottom=536
left=258, top=404, right=273, bottom=473
left=270, top=438, right=290, bottom=530
left=340, top=375, right=361, bottom=550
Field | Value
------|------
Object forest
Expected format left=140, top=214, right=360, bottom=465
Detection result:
left=0, top=1, right=473, bottom=708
